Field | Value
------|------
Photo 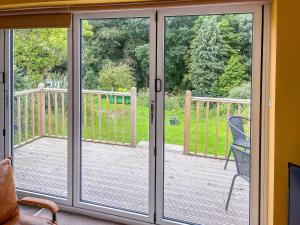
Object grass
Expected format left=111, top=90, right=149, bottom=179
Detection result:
left=13, top=93, right=250, bottom=157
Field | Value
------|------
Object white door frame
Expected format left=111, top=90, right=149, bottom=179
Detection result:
left=4, top=28, right=73, bottom=206
left=0, top=30, right=4, bottom=160
left=72, top=9, right=157, bottom=223
left=156, top=3, right=263, bottom=225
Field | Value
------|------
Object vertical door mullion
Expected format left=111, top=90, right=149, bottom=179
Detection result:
left=149, top=11, right=157, bottom=223
left=67, top=26, right=74, bottom=206
left=4, top=30, right=11, bottom=159
left=156, top=11, right=165, bottom=224
left=0, top=30, right=4, bottom=160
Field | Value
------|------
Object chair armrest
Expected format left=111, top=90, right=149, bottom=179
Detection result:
left=18, top=197, right=59, bottom=215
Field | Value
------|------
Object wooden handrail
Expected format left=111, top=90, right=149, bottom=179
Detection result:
left=191, top=96, right=250, bottom=104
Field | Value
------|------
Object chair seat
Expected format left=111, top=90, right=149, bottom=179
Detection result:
left=3, top=214, right=56, bottom=225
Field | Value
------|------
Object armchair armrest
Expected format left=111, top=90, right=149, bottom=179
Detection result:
left=18, top=197, right=59, bottom=221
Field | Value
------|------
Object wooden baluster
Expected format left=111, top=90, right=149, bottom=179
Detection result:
left=238, top=104, right=241, bottom=116
left=17, top=96, right=21, bottom=144
left=61, top=93, right=65, bottom=137
left=106, top=95, right=110, bottom=143
left=122, top=96, right=125, bottom=144
left=31, top=93, right=35, bottom=139
left=91, top=95, right=95, bottom=142
left=38, top=83, right=45, bottom=136
left=48, top=92, right=51, bottom=136
left=84, top=94, right=87, bottom=141
left=183, top=91, right=192, bottom=155
left=215, top=103, right=220, bottom=158
left=195, top=101, right=200, bottom=154
left=98, top=95, right=102, bottom=142
left=130, top=88, right=137, bottom=148
left=225, top=103, right=231, bottom=159
left=205, top=102, right=210, bottom=156
left=24, top=94, right=28, bottom=141
left=54, top=93, right=58, bottom=136
left=114, top=95, right=117, bottom=143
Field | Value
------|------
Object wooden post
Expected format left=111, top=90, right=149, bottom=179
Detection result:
left=183, top=91, right=192, bottom=155
left=38, top=83, right=45, bottom=137
left=130, top=87, right=137, bottom=148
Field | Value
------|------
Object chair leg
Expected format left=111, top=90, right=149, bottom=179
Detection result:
left=225, top=174, right=239, bottom=210
left=224, top=148, right=232, bottom=170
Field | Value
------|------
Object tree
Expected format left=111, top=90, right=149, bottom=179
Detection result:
left=98, top=61, right=135, bottom=91
left=218, top=53, right=249, bottom=97
left=188, top=16, right=227, bottom=97
left=14, top=28, right=68, bottom=89
left=165, top=16, right=197, bottom=93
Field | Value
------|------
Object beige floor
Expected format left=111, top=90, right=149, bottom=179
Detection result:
left=20, top=206, right=123, bottom=225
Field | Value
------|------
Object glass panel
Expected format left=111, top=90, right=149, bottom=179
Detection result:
left=80, top=17, right=150, bottom=214
left=163, top=14, right=253, bottom=225
left=12, top=28, right=69, bottom=198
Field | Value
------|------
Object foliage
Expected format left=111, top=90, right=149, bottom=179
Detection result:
left=14, top=29, right=68, bottom=89
left=13, top=14, right=254, bottom=98
left=218, top=53, right=248, bottom=96
left=165, top=16, right=196, bottom=92
left=98, top=61, right=135, bottom=91
left=82, top=18, right=149, bottom=90
left=188, top=17, right=227, bottom=97
left=228, top=82, right=251, bottom=99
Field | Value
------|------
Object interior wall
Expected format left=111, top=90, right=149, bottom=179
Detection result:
left=269, top=0, right=300, bottom=225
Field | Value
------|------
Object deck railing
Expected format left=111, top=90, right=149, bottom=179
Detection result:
left=14, top=83, right=137, bottom=148
left=183, top=91, right=251, bottom=159
left=14, top=85, right=250, bottom=159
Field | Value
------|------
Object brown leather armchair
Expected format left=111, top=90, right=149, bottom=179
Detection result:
left=0, top=159, right=59, bottom=225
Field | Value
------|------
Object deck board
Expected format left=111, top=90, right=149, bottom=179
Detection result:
left=14, top=137, right=249, bottom=225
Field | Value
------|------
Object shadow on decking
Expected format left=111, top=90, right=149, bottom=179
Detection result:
left=13, top=137, right=249, bottom=225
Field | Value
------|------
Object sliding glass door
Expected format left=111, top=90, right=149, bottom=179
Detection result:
left=8, top=28, right=72, bottom=204
left=156, top=4, right=262, bottom=225
left=2, top=4, right=264, bottom=225
left=73, top=10, right=156, bottom=222
left=0, top=30, right=4, bottom=160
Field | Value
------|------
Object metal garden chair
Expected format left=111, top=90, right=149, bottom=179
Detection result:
left=224, top=116, right=251, bottom=170
left=225, top=144, right=250, bottom=210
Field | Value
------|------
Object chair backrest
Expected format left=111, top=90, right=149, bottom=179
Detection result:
left=228, top=116, right=250, bottom=147
left=0, top=159, right=19, bottom=224
left=231, top=145, right=250, bottom=179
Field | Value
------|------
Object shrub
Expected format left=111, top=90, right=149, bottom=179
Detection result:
left=98, top=61, right=135, bottom=91
left=228, top=82, right=251, bottom=99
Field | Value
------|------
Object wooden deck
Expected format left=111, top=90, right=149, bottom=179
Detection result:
left=14, top=137, right=249, bottom=225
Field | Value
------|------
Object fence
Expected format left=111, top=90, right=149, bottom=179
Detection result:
left=183, top=91, right=251, bottom=159
left=14, top=84, right=137, bottom=148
